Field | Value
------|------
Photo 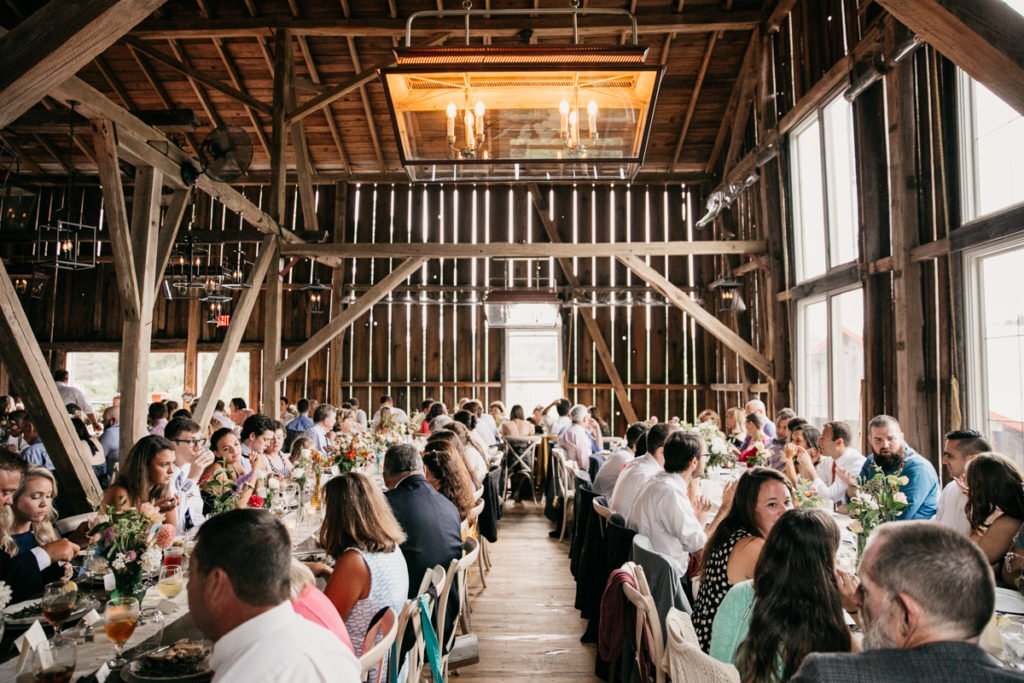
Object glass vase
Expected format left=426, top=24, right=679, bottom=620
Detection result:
left=113, top=564, right=146, bottom=603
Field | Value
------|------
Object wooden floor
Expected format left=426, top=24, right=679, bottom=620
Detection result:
left=456, top=500, right=603, bottom=682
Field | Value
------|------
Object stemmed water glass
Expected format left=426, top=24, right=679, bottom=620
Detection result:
left=41, top=581, right=77, bottom=641
left=104, top=597, right=139, bottom=668
left=31, top=636, right=77, bottom=683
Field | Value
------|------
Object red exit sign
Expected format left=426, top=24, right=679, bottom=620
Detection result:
left=216, top=314, right=231, bottom=327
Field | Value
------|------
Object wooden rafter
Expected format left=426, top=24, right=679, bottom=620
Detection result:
left=153, top=188, right=194, bottom=298
left=279, top=241, right=765, bottom=259
left=130, top=10, right=763, bottom=40
left=708, top=29, right=761, bottom=176
left=876, top=0, right=1024, bottom=116
left=165, top=39, right=224, bottom=129
left=125, top=42, right=201, bottom=154
left=123, top=37, right=273, bottom=116
left=274, top=257, right=428, bottom=381
left=286, top=32, right=449, bottom=127
left=0, top=0, right=167, bottom=128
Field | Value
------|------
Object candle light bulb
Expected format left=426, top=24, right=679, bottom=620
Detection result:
left=568, top=110, right=578, bottom=147
left=446, top=102, right=457, bottom=140
left=559, top=100, right=570, bottom=136
left=474, top=101, right=485, bottom=137
left=587, top=100, right=598, bottom=137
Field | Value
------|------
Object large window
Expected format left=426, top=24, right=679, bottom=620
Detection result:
left=66, top=352, right=186, bottom=409
left=197, top=352, right=250, bottom=405
left=503, top=328, right=562, bottom=414
left=967, top=238, right=1024, bottom=468
left=959, top=1, right=1024, bottom=220
left=797, top=288, right=865, bottom=444
left=789, top=94, right=859, bottom=282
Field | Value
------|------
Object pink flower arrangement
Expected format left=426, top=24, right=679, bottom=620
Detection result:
left=154, top=524, right=176, bottom=549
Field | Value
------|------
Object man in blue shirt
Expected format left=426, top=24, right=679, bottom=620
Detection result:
left=284, top=398, right=314, bottom=450
left=18, top=415, right=55, bottom=470
left=839, top=414, right=939, bottom=520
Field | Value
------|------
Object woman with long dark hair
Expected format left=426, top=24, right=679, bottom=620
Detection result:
left=710, top=508, right=856, bottom=681
left=422, top=440, right=476, bottom=521
left=691, top=468, right=793, bottom=651
left=99, top=434, right=177, bottom=525
left=966, top=453, right=1024, bottom=569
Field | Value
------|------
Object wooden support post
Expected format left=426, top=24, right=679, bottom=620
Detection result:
left=0, top=258, right=102, bottom=513
left=184, top=297, right=200, bottom=398
left=327, top=182, right=348, bottom=406
left=262, top=29, right=289, bottom=419
left=0, top=0, right=167, bottom=128
left=527, top=185, right=639, bottom=425
left=118, top=166, right=162, bottom=456
left=286, top=48, right=318, bottom=232
left=262, top=244, right=283, bottom=418
left=619, top=255, right=774, bottom=380
left=275, top=258, right=428, bottom=381
left=195, top=236, right=278, bottom=428
left=92, top=118, right=141, bottom=320
left=876, top=0, right=1024, bottom=117
left=885, top=53, right=932, bottom=455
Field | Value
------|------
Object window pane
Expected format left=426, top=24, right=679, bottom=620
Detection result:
left=798, top=299, right=829, bottom=427
left=790, top=119, right=827, bottom=282
left=978, top=242, right=1024, bottom=469
left=970, top=79, right=1024, bottom=217
left=197, top=352, right=250, bottom=407
left=831, top=289, right=864, bottom=445
left=823, top=97, right=859, bottom=266
left=66, top=352, right=185, bottom=408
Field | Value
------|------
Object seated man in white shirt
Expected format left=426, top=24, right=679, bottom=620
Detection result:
left=370, top=395, right=409, bottom=429
left=542, top=398, right=572, bottom=436
left=557, top=404, right=603, bottom=471
left=188, top=509, right=360, bottom=683
left=794, top=421, right=867, bottom=506
left=165, top=417, right=215, bottom=535
left=626, top=431, right=714, bottom=574
left=593, top=422, right=648, bottom=497
left=935, top=429, right=991, bottom=535
left=609, top=423, right=673, bottom=520
left=240, top=414, right=277, bottom=475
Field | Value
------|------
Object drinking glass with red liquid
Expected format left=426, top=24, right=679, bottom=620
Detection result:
left=162, top=547, right=184, bottom=569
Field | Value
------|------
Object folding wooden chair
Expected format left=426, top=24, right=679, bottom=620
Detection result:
left=550, top=447, right=576, bottom=542
left=504, top=436, right=539, bottom=502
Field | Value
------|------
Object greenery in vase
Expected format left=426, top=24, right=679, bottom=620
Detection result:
left=794, top=481, right=827, bottom=509
left=846, top=469, right=909, bottom=560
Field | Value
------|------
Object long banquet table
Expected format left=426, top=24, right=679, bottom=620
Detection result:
left=1, top=506, right=327, bottom=683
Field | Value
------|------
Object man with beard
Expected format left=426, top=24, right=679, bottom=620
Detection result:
left=838, top=415, right=938, bottom=520
left=791, top=522, right=1022, bottom=682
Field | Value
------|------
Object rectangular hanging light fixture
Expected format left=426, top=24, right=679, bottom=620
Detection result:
left=379, top=4, right=664, bottom=182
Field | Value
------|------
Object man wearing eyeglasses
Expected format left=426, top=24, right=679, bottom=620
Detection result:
left=166, top=417, right=215, bottom=535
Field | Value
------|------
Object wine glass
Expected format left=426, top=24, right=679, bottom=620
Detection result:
left=103, top=597, right=139, bottom=668
left=282, top=482, right=300, bottom=509
left=31, top=637, right=77, bottom=683
left=157, top=566, right=184, bottom=599
left=41, top=581, right=77, bottom=639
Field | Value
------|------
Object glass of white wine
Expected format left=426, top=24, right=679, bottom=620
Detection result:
left=157, top=565, right=184, bottom=600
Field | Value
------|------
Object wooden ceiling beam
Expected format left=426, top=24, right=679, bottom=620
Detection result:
left=286, top=32, right=449, bottom=127
left=123, top=37, right=273, bottom=116
left=0, top=0, right=167, bottom=129
left=129, top=10, right=763, bottom=41
left=766, top=0, right=799, bottom=33
left=125, top=42, right=201, bottom=154
left=875, top=0, right=1024, bottom=116
left=279, top=240, right=766, bottom=259
left=274, top=256, right=428, bottom=382
left=670, top=32, right=717, bottom=172
left=707, top=29, right=761, bottom=176
left=619, top=254, right=774, bottom=379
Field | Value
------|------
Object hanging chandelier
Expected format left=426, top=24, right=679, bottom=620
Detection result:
left=379, top=0, right=664, bottom=182
left=304, top=278, right=331, bottom=315
left=37, top=101, right=97, bottom=270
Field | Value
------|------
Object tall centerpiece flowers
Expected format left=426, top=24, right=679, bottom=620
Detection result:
left=693, top=421, right=736, bottom=470
left=89, top=503, right=176, bottom=600
left=333, top=432, right=377, bottom=473
left=745, top=438, right=769, bottom=468
left=846, top=470, right=909, bottom=563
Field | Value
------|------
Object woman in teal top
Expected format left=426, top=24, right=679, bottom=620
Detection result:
left=709, top=509, right=859, bottom=681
